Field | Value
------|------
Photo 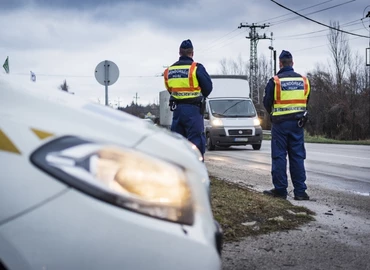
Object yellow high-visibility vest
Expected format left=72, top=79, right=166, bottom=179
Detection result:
left=272, top=75, right=310, bottom=116
left=164, top=62, right=201, bottom=100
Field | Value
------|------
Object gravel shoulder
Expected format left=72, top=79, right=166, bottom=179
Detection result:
left=205, top=157, right=370, bottom=270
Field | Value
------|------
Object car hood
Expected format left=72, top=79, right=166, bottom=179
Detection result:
left=0, top=78, right=201, bottom=167
left=0, top=78, right=204, bottom=223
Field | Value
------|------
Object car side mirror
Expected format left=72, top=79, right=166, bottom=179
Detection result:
left=204, top=112, right=209, bottom=120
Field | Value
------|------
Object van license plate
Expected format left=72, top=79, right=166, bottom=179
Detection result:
left=234, top=138, right=248, bottom=142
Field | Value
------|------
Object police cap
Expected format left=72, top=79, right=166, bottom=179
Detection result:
left=180, top=39, right=193, bottom=49
left=279, top=50, right=293, bottom=60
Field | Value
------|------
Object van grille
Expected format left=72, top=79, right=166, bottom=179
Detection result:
left=228, top=129, right=253, bottom=136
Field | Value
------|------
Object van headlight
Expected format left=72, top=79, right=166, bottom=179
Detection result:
left=30, top=136, right=193, bottom=225
left=212, top=118, right=223, bottom=126
left=253, top=118, right=261, bottom=126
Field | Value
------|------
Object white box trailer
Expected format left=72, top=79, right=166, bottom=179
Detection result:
left=159, top=90, right=172, bottom=129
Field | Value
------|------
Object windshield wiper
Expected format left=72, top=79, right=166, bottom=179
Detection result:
left=212, top=112, right=226, bottom=117
left=229, top=114, right=255, bottom=117
left=222, top=100, right=245, bottom=114
left=224, top=115, right=240, bottom=117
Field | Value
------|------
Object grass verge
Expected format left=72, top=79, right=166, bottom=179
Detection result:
left=263, top=133, right=370, bottom=145
left=210, top=176, right=315, bottom=243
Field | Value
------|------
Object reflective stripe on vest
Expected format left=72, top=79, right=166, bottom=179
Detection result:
left=272, top=76, right=310, bottom=116
left=164, top=62, right=201, bottom=100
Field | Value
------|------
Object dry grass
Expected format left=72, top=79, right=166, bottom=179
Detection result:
left=263, top=133, right=370, bottom=145
left=210, top=176, right=315, bottom=243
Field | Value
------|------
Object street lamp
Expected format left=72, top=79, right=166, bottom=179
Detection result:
left=268, top=45, right=276, bottom=76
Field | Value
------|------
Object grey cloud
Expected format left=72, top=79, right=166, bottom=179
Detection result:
left=88, top=0, right=256, bottom=31
left=268, top=0, right=368, bottom=22
left=1, top=0, right=367, bottom=52
left=0, top=0, right=257, bottom=31
left=0, top=0, right=197, bottom=11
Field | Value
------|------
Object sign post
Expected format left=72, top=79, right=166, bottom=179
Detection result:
left=95, top=60, right=119, bottom=106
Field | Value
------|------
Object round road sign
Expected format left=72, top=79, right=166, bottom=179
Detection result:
left=95, top=60, right=120, bottom=86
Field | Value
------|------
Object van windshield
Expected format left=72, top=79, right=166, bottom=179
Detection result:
left=209, top=99, right=256, bottom=118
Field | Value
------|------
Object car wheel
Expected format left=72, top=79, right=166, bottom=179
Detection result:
left=252, top=144, right=261, bottom=150
left=207, top=133, right=215, bottom=151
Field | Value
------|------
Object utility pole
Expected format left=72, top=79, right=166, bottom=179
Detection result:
left=133, top=92, right=140, bottom=105
left=268, top=32, right=276, bottom=77
left=238, top=23, right=271, bottom=104
left=365, top=9, right=370, bottom=137
left=133, top=92, right=140, bottom=116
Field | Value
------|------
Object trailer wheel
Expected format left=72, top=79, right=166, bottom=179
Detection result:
left=206, top=133, right=215, bottom=151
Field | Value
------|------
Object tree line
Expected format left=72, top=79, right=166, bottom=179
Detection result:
left=219, top=22, right=370, bottom=140
left=118, top=101, right=160, bottom=122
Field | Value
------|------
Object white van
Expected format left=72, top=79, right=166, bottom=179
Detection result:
left=204, top=75, right=263, bottom=150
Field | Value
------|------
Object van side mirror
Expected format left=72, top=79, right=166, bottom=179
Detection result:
left=204, top=112, right=209, bottom=120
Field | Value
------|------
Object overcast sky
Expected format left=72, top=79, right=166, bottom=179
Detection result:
left=1, top=0, right=369, bottom=107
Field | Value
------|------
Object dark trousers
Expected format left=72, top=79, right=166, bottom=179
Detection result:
left=171, top=104, right=205, bottom=156
left=271, top=120, right=307, bottom=196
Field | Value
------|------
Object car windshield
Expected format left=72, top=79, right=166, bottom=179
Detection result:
left=209, top=99, right=256, bottom=118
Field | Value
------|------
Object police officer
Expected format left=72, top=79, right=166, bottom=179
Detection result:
left=263, top=50, right=311, bottom=200
left=164, top=39, right=213, bottom=158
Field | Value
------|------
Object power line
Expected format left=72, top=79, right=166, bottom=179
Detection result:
left=270, top=0, right=356, bottom=26
left=270, top=0, right=369, bottom=39
left=215, top=35, right=246, bottom=50
left=275, top=20, right=364, bottom=39
left=198, top=29, right=247, bottom=54
left=11, top=73, right=158, bottom=78
left=257, top=0, right=334, bottom=24
left=199, top=2, right=336, bottom=54
left=361, top=5, right=370, bottom=33
left=201, top=37, right=244, bottom=55
left=291, top=36, right=361, bottom=52
left=342, top=19, right=364, bottom=27
left=197, top=28, right=239, bottom=53
left=278, top=27, right=365, bottom=40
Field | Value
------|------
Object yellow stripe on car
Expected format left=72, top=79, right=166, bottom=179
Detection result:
left=31, top=128, right=54, bottom=140
left=0, top=129, right=21, bottom=155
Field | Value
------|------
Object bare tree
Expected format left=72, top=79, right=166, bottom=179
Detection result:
left=303, top=24, right=370, bottom=140
left=257, top=55, right=270, bottom=105
left=219, top=54, right=248, bottom=76
left=328, top=21, right=350, bottom=89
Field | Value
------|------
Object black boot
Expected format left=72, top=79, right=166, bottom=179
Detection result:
left=263, top=189, right=287, bottom=199
left=294, top=192, right=310, bottom=201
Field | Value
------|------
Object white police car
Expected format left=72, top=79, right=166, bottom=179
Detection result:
left=0, top=78, right=222, bottom=270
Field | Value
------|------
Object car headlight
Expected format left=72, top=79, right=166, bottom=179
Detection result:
left=253, top=118, right=261, bottom=126
left=184, top=140, right=203, bottom=162
left=165, top=129, right=204, bottom=162
left=211, top=118, right=223, bottom=126
left=30, top=136, right=193, bottom=225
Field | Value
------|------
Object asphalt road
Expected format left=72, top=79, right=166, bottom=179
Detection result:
left=205, top=141, right=370, bottom=270
left=206, top=141, right=370, bottom=196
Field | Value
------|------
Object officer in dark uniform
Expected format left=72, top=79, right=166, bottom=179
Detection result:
left=164, top=39, right=213, bottom=159
left=263, top=50, right=311, bottom=200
